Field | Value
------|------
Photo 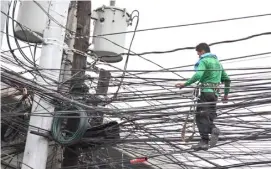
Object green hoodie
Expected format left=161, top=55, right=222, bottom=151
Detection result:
left=184, top=56, right=231, bottom=95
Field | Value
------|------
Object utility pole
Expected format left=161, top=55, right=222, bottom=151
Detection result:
left=52, top=2, right=77, bottom=168
left=21, top=1, right=70, bottom=169
left=96, top=69, right=111, bottom=96
left=62, top=0, right=92, bottom=167
left=93, top=69, right=111, bottom=124
left=59, top=1, right=77, bottom=93
left=59, top=1, right=77, bottom=92
left=71, top=0, right=91, bottom=81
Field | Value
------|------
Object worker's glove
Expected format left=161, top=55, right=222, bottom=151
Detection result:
left=175, top=83, right=185, bottom=89
left=222, top=95, right=228, bottom=103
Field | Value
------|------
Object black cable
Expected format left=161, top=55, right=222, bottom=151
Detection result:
left=4, top=1, right=35, bottom=75
left=112, top=12, right=139, bottom=99
left=93, top=67, right=271, bottom=72
left=207, top=160, right=271, bottom=169
left=90, top=13, right=271, bottom=37
left=2, top=3, right=271, bottom=167
left=133, top=51, right=271, bottom=76
left=100, top=32, right=271, bottom=57
left=11, top=1, right=36, bottom=67
left=0, top=44, right=37, bottom=53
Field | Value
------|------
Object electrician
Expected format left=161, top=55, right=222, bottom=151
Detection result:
left=175, top=43, right=230, bottom=151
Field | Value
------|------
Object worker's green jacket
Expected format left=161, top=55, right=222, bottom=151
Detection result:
left=184, top=53, right=231, bottom=95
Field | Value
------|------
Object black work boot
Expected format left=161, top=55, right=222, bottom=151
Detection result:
left=191, top=140, right=209, bottom=151
left=210, top=128, right=220, bottom=147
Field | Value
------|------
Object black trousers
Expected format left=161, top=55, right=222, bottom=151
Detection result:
left=196, top=92, right=218, bottom=141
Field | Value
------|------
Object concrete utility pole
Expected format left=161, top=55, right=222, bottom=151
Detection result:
left=21, top=1, right=70, bottom=169
left=62, top=0, right=91, bottom=167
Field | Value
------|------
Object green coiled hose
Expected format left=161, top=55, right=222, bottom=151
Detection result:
left=51, top=106, right=88, bottom=145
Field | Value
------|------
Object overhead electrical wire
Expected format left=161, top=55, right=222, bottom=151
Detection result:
left=113, top=10, right=139, bottom=99
left=132, top=51, right=271, bottom=76
left=2, top=1, right=271, bottom=168
left=89, top=13, right=271, bottom=37
left=99, top=31, right=271, bottom=58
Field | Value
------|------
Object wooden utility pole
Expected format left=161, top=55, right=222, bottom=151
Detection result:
left=59, top=1, right=77, bottom=93
left=71, top=0, right=91, bottom=80
left=54, top=1, right=77, bottom=168
left=62, top=0, right=92, bottom=167
left=96, top=69, right=111, bottom=96
left=94, top=69, right=111, bottom=124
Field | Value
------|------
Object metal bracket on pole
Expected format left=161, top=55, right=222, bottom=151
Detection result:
left=30, top=131, right=53, bottom=141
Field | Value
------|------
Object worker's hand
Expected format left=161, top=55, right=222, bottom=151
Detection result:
left=175, top=83, right=185, bottom=89
left=222, top=95, right=228, bottom=103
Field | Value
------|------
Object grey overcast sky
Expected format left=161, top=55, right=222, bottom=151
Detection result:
left=91, top=0, right=271, bottom=73
left=89, top=0, right=271, bottom=96
left=2, top=0, right=271, bottom=78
